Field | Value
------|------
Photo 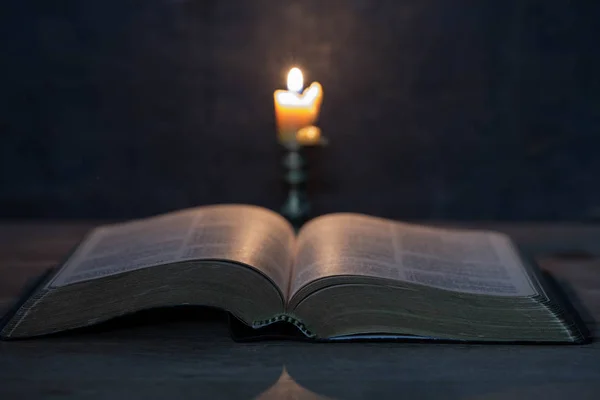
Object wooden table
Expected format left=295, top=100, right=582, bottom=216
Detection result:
left=1, top=222, right=599, bottom=399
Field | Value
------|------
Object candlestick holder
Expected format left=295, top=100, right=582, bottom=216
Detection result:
left=280, top=134, right=327, bottom=230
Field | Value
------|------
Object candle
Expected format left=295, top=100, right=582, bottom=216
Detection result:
left=274, top=67, right=323, bottom=144
left=296, top=125, right=322, bottom=146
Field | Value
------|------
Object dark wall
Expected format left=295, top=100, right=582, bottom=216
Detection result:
left=1, top=0, right=599, bottom=220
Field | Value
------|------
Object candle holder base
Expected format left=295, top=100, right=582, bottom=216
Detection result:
left=281, top=189, right=310, bottom=225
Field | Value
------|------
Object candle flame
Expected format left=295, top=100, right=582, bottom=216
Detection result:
left=287, top=67, right=303, bottom=93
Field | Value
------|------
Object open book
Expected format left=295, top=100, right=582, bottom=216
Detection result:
left=1, top=205, right=587, bottom=342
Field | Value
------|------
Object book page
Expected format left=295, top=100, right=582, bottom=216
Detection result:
left=290, top=213, right=537, bottom=298
left=49, top=205, right=295, bottom=293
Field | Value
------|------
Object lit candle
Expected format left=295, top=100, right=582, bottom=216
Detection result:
left=296, top=125, right=322, bottom=146
left=274, top=67, right=323, bottom=144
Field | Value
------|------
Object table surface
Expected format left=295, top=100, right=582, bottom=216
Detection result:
left=1, top=222, right=600, bottom=399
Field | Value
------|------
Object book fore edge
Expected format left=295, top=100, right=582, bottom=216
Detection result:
left=1, top=293, right=585, bottom=342
left=539, top=294, right=587, bottom=343
left=252, top=314, right=317, bottom=338
left=1, top=288, right=52, bottom=338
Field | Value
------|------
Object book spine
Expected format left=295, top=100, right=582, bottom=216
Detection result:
left=252, top=314, right=317, bottom=338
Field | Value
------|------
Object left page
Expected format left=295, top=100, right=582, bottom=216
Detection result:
left=48, top=205, right=296, bottom=295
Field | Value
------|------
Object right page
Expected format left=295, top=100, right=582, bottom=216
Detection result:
left=290, top=213, right=538, bottom=299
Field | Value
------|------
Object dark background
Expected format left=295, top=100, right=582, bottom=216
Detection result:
left=1, top=0, right=599, bottom=221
